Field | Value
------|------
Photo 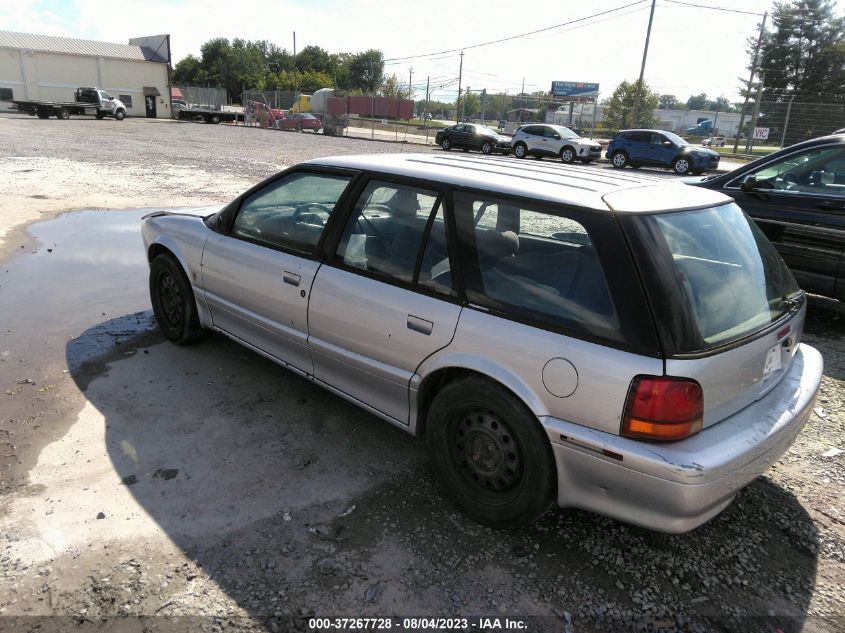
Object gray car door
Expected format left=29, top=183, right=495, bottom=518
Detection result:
left=201, top=170, right=354, bottom=374
left=307, top=179, right=462, bottom=424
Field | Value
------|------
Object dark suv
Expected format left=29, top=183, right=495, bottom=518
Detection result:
left=691, top=133, right=845, bottom=302
left=607, top=129, right=720, bottom=175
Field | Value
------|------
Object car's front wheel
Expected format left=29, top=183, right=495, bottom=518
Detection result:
left=481, top=140, right=493, bottom=155
left=673, top=156, right=692, bottom=175
left=611, top=151, right=628, bottom=168
left=114, top=109, right=126, bottom=121
left=513, top=142, right=528, bottom=159
left=426, top=376, right=556, bottom=528
left=560, top=146, right=576, bottom=163
left=149, top=254, right=207, bottom=345
left=441, top=137, right=451, bottom=150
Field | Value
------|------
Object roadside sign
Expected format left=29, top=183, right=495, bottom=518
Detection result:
left=551, top=81, right=600, bottom=98
left=753, top=127, right=770, bottom=140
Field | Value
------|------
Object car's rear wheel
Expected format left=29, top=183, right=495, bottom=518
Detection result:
left=57, top=107, right=70, bottom=120
left=295, top=122, right=302, bottom=132
left=611, top=151, right=628, bottom=168
left=560, top=146, right=576, bottom=163
left=481, top=140, right=493, bottom=155
left=150, top=254, right=207, bottom=345
left=426, top=376, right=555, bottom=528
left=441, top=137, right=451, bottom=150
left=513, top=142, right=528, bottom=159
left=673, top=156, right=692, bottom=175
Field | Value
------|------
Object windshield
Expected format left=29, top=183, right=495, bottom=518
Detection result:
left=643, top=203, right=800, bottom=351
left=300, top=113, right=316, bottom=119
left=551, top=125, right=579, bottom=139
left=477, top=126, right=499, bottom=136
left=664, top=131, right=688, bottom=146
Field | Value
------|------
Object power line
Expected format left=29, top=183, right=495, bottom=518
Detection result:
left=660, top=0, right=764, bottom=16
left=383, top=0, right=649, bottom=62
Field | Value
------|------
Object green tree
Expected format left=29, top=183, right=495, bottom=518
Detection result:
left=296, top=45, right=334, bottom=74
left=348, top=49, right=384, bottom=93
left=172, top=54, right=205, bottom=85
left=686, top=93, right=708, bottom=110
left=658, top=94, right=682, bottom=110
left=603, top=80, right=659, bottom=129
left=380, top=74, right=401, bottom=97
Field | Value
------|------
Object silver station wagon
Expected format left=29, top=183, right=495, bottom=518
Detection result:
left=142, top=154, right=823, bottom=533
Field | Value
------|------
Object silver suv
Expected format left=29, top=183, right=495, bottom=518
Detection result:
left=511, top=124, right=602, bottom=163
left=143, top=154, right=822, bottom=533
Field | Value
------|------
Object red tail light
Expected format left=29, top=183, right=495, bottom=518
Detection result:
left=622, top=376, right=703, bottom=441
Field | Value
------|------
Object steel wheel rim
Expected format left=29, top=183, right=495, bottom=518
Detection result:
left=482, top=142, right=491, bottom=153
left=450, top=408, right=524, bottom=494
left=159, top=273, right=183, bottom=327
left=613, top=153, right=625, bottom=166
left=676, top=159, right=690, bottom=173
left=442, top=139, right=450, bottom=149
left=562, top=149, right=573, bottom=161
left=515, top=145, right=525, bottom=157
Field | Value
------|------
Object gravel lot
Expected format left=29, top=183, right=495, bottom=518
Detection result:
left=0, top=115, right=843, bottom=633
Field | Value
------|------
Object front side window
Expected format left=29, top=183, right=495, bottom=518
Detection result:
left=335, top=180, right=443, bottom=286
left=745, top=145, right=845, bottom=197
left=232, top=172, right=351, bottom=253
left=99, top=91, right=113, bottom=100
left=454, top=192, right=619, bottom=340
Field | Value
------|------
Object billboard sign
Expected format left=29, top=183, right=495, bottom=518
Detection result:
left=551, top=81, right=600, bottom=98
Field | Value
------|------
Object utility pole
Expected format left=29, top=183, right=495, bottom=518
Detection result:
left=747, top=71, right=765, bottom=153
left=632, top=0, right=657, bottom=124
left=462, top=86, right=469, bottom=121
left=292, top=32, right=297, bottom=94
left=481, top=88, right=486, bottom=124
left=424, top=75, right=431, bottom=143
left=408, top=67, right=413, bottom=101
left=455, top=51, right=464, bottom=123
left=734, top=11, right=767, bottom=154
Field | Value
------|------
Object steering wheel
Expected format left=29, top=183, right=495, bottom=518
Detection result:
left=778, top=172, right=799, bottom=190
left=292, top=203, right=332, bottom=226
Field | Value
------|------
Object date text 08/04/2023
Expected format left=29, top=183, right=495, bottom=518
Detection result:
left=309, top=617, right=529, bottom=630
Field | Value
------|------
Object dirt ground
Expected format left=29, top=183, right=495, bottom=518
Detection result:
left=0, top=115, right=844, bottom=633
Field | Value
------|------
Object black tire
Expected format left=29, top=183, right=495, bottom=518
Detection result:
left=480, top=140, right=493, bottom=155
left=209, top=113, right=220, bottom=124
left=673, top=156, right=692, bottom=175
left=57, top=107, right=70, bottom=120
left=295, top=122, right=302, bottom=132
left=611, top=151, right=628, bottom=168
left=95, top=113, right=105, bottom=120
left=426, top=376, right=556, bottom=528
left=441, top=137, right=452, bottom=150
left=37, top=108, right=50, bottom=119
left=560, top=146, right=576, bottom=164
left=149, top=254, right=207, bottom=345
left=513, top=142, right=528, bottom=159
left=114, top=109, right=126, bottom=121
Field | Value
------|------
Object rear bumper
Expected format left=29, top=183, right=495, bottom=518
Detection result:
left=540, top=344, right=822, bottom=533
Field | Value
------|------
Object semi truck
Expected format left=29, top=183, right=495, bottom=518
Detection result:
left=12, top=87, right=127, bottom=120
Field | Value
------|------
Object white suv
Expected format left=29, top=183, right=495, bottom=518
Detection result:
left=511, top=124, right=602, bottom=163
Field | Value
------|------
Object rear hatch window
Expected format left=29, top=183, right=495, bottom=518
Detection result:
left=626, top=202, right=802, bottom=355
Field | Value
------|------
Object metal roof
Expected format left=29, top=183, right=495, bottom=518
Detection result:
left=304, top=153, right=730, bottom=213
left=0, top=31, right=149, bottom=62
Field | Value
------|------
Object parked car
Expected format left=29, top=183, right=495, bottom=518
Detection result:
left=435, top=124, right=511, bottom=154
left=702, top=135, right=726, bottom=147
left=143, top=153, right=821, bottom=533
left=607, top=129, right=720, bottom=175
left=280, top=111, right=322, bottom=132
left=510, top=124, right=602, bottom=163
left=691, top=133, right=845, bottom=302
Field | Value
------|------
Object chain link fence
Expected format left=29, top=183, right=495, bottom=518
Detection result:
left=173, top=85, right=227, bottom=110
left=750, top=97, right=845, bottom=148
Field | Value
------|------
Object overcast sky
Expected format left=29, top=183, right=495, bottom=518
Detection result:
left=2, top=0, right=844, bottom=103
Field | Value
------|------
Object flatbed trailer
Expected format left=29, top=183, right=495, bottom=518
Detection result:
left=12, top=87, right=127, bottom=120
left=177, top=108, right=243, bottom=124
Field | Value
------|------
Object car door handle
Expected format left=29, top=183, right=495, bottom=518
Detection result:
left=817, top=201, right=845, bottom=211
left=407, top=315, right=433, bottom=335
left=282, top=271, right=301, bottom=287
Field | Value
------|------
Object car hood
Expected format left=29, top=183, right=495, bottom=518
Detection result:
left=572, top=138, right=601, bottom=148
left=142, top=205, right=224, bottom=220
left=683, top=146, right=720, bottom=157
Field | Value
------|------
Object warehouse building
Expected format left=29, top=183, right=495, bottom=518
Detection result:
left=0, top=31, right=171, bottom=118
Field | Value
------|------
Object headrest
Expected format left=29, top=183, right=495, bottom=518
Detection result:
left=476, top=230, right=519, bottom=258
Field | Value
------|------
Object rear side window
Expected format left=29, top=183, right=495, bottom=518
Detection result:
left=644, top=203, right=800, bottom=350
left=453, top=191, right=621, bottom=342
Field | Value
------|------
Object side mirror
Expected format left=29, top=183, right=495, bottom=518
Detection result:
left=552, top=134, right=561, bottom=140
left=663, top=140, right=673, bottom=147
left=740, top=174, right=760, bottom=192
